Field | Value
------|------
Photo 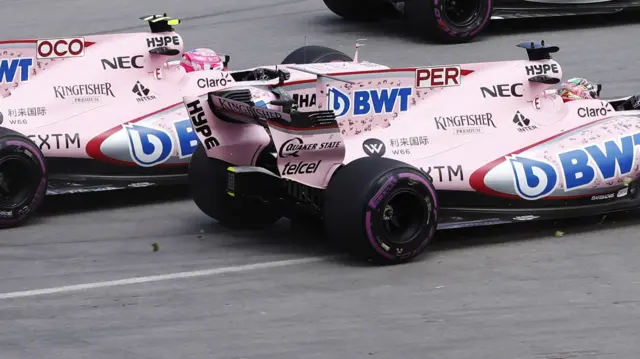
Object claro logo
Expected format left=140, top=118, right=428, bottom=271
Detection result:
left=197, top=77, right=228, bottom=88
left=577, top=102, right=613, bottom=118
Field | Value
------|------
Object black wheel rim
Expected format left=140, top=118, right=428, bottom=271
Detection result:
left=0, top=155, right=34, bottom=209
left=380, top=189, right=430, bottom=245
left=443, top=0, right=482, bottom=28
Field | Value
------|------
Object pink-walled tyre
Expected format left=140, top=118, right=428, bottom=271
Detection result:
left=0, top=127, right=47, bottom=230
left=322, top=0, right=388, bottom=21
left=188, top=145, right=280, bottom=230
left=324, top=157, right=438, bottom=264
left=281, top=45, right=352, bottom=65
left=405, top=0, right=492, bottom=43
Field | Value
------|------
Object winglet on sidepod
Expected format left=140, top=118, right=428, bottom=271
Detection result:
left=517, top=40, right=559, bottom=61
left=140, top=13, right=181, bottom=33
left=353, top=39, right=366, bottom=63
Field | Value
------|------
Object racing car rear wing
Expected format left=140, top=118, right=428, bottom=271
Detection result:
left=184, top=88, right=346, bottom=188
left=517, top=40, right=559, bottom=61
left=286, top=66, right=355, bottom=85
left=140, top=14, right=180, bottom=33
left=141, top=13, right=231, bottom=66
left=207, top=90, right=338, bottom=131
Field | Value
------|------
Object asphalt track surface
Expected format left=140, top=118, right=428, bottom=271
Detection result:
left=3, top=1, right=640, bottom=358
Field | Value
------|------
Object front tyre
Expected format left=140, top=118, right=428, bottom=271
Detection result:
left=324, top=157, right=438, bottom=264
left=405, top=0, right=492, bottom=43
left=188, top=145, right=280, bottom=230
left=281, top=45, right=352, bottom=65
left=0, top=128, right=47, bottom=230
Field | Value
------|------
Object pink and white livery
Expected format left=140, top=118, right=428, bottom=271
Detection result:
left=181, top=40, right=640, bottom=264
left=0, top=14, right=365, bottom=229
left=0, top=14, right=298, bottom=229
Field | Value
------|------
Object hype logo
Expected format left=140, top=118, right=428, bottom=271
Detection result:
left=124, top=124, right=174, bottom=167
left=508, top=155, right=558, bottom=200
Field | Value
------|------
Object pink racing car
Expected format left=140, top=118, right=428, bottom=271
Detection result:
left=0, top=14, right=352, bottom=229
left=182, top=40, right=640, bottom=264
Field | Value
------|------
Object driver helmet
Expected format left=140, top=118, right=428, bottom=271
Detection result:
left=180, top=48, right=224, bottom=72
left=559, top=77, right=601, bottom=102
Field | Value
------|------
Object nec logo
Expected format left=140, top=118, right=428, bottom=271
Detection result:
left=480, top=83, right=524, bottom=98
left=415, top=66, right=461, bottom=88
left=101, top=56, right=144, bottom=70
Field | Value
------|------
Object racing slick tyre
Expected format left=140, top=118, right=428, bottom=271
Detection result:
left=405, top=0, right=492, bottom=43
left=281, top=45, right=353, bottom=65
left=322, top=0, right=388, bottom=21
left=324, top=157, right=438, bottom=264
left=0, top=127, right=47, bottom=229
left=188, top=145, right=280, bottom=230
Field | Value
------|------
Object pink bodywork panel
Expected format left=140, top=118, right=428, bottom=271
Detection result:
left=188, top=56, right=640, bottom=202
left=0, top=31, right=238, bottom=168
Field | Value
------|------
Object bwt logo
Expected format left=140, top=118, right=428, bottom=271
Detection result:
left=509, top=131, right=640, bottom=200
left=0, top=58, right=33, bottom=84
left=124, top=119, right=200, bottom=167
left=328, top=87, right=412, bottom=118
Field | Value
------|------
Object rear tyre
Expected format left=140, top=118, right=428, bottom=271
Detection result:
left=322, top=0, right=388, bottom=21
left=324, top=157, right=438, bottom=264
left=281, top=45, right=352, bottom=65
left=0, top=128, right=47, bottom=230
left=405, top=0, right=492, bottom=43
left=280, top=45, right=352, bottom=230
left=188, top=145, right=280, bottom=230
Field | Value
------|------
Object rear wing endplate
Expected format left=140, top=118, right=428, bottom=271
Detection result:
left=140, top=13, right=181, bottom=33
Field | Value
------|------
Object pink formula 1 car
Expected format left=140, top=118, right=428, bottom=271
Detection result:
left=0, top=14, right=352, bottom=229
left=182, top=41, right=640, bottom=264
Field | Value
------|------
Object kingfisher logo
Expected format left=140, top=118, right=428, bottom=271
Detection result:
left=328, top=87, right=412, bottom=118
left=508, top=132, right=640, bottom=200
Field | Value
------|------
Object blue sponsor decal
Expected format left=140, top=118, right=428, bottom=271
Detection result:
left=329, top=87, right=412, bottom=117
left=0, top=58, right=34, bottom=84
left=508, top=132, right=640, bottom=200
left=124, top=124, right=175, bottom=167
left=173, top=118, right=199, bottom=158
left=255, top=100, right=267, bottom=108
left=124, top=119, right=201, bottom=166
left=508, top=156, right=558, bottom=200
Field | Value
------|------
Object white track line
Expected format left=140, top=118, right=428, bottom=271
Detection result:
left=0, top=256, right=330, bottom=300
